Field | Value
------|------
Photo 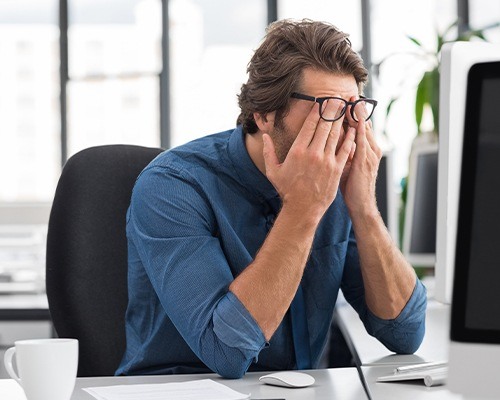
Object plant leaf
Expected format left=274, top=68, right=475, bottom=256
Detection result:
left=407, top=35, right=423, bottom=48
left=457, top=28, right=488, bottom=42
left=476, top=32, right=487, bottom=40
left=415, top=74, right=427, bottom=132
left=381, top=96, right=399, bottom=136
left=437, top=33, right=444, bottom=53
left=442, top=20, right=458, bottom=38
left=385, top=97, right=398, bottom=117
left=431, top=68, right=440, bottom=132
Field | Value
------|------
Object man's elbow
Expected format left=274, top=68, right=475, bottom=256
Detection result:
left=402, top=323, right=426, bottom=354
left=217, top=368, right=246, bottom=379
left=213, top=357, right=251, bottom=379
left=389, top=320, right=426, bottom=355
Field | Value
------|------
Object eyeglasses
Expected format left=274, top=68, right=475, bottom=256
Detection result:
left=291, top=92, right=378, bottom=123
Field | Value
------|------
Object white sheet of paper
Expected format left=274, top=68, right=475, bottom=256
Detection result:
left=83, top=378, right=250, bottom=400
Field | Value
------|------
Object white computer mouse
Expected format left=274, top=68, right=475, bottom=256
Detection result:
left=259, top=371, right=315, bottom=388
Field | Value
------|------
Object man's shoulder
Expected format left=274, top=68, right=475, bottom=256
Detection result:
left=128, top=128, right=240, bottom=220
left=154, top=129, right=233, bottom=170
left=137, top=128, right=236, bottom=188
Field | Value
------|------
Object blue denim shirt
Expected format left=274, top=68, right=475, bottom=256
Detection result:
left=116, top=126, right=427, bottom=379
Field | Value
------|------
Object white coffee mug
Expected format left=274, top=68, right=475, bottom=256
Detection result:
left=3, top=338, right=79, bottom=400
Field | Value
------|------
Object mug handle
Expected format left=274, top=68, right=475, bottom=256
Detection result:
left=4, top=347, right=21, bottom=384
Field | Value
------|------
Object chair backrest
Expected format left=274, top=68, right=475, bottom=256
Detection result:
left=46, top=144, right=163, bottom=377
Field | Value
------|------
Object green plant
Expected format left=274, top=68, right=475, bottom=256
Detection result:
left=410, top=21, right=498, bottom=134
left=377, top=21, right=499, bottom=135
left=374, top=21, right=499, bottom=258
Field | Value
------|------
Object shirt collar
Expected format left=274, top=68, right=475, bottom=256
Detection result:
left=227, top=126, right=280, bottom=209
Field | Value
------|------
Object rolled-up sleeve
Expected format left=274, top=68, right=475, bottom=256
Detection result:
left=341, top=229, right=427, bottom=354
left=213, top=292, right=268, bottom=356
left=128, top=165, right=267, bottom=378
left=362, top=280, right=427, bottom=354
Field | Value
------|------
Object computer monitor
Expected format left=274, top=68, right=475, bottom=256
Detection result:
left=448, top=60, right=500, bottom=399
left=402, top=141, right=438, bottom=267
left=376, top=149, right=398, bottom=243
left=434, top=42, right=500, bottom=304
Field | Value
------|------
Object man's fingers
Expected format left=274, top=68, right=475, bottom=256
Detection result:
left=349, top=141, right=356, bottom=160
left=309, top=98, right=343, bottom=152
left=335, top=124, right=347, bottom=155
left=336, top=127, right=356, bottom=166
left=327, top=119, right=348, bottom=157
left=364, top=120, right=380, bottom=154
left=291, top=102, right=321, bottom=149
left=347, top=96, right=375, bottom=151
left=352, top=100, right=369, bottom=122
left=355, top=117, right=382, bottom=160
left=345, top=98, right=356, bottom=123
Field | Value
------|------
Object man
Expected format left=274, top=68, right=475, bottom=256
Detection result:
left=116, top=19, right=427, bottom=379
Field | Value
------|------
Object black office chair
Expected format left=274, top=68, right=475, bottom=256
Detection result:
left=46, top=144, right=163, bottom=377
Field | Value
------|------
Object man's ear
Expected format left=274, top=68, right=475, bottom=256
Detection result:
left=253, top=111, right=276, bottom=133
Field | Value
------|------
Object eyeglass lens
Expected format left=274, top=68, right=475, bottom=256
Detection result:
left=319, top=99, right=374, bottom=122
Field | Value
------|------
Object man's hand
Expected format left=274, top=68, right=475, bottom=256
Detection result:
left=230, top=99, right=356, bottom=340
left=335, top=99, right=416, bottom=321
left=340, top=97, right=383, bottom=217
left=262, top=100, right=356, bottom=223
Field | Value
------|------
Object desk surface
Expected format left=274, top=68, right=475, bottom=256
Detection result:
left=361, top=365, right=463, bottom=400
left=336, top=298, right=450, bottom=366
left=0, top=368, right=368, bottom=400
left=0, top=286, right=454, bottom=399
left=336, top=293, right=464, bottom=398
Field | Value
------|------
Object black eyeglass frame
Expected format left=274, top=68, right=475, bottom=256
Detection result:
left=290, top=92, right=378, bottom=122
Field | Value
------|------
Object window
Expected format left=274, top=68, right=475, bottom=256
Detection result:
left=67, top=0, right=162, bottom=157
left=370, top=0, right=456, bottom=182
left=0, top=0, right=56, bottom=291
left=169, top=0, right=267, bottom=147
left=278, top=0, right=363, bottom=51
left=0, top=0, right=59, bottom=202
left=470, top=0, right=500, bottom=42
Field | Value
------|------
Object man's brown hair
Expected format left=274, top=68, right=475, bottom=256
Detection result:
left=237, top=19, right=368, bottom=134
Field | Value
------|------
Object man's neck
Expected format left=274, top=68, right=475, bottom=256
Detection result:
left=244, top=131, right=266, bottom=175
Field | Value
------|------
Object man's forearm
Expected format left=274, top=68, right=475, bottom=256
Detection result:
left=229, top=205, right=319, bottom=341
left=350, top=210, right=416, bottom=319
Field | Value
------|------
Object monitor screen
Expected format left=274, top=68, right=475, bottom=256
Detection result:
left=403, top=142, right=438, bottom=267
left=451, top=61, right=500, bottom=343
left=375, top=150, right=398, bottom=243
left=376, top=155, right=389, bottom=227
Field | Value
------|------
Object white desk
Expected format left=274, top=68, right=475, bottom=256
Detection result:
left=0, top=293, right=461, bottom=399
left=0, top=368, right=368, bottom=400
left=360, top=365, right=463, bottom=400
left=336, top=298, right=450, bottom=366
left=336, top=295, right=469, bottom=399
